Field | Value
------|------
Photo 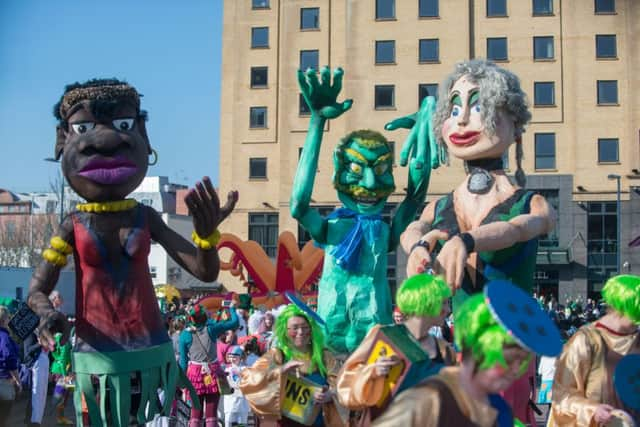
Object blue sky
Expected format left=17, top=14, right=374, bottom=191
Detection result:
left=0, top=0, right=223, bottom=193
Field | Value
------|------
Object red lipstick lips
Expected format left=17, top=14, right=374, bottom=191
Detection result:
left=449, top=131, right=481, bottom=146
left=78, top=155, right=138, bottom=185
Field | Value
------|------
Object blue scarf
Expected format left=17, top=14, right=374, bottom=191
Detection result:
left=322, top=208, right=383, bottom=272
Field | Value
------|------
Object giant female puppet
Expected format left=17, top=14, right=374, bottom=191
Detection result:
left=27, top=79, right=237, bottom=426
left=290, top=67, right=433, bottom=353
left=400, top=59, right=556, bottom=311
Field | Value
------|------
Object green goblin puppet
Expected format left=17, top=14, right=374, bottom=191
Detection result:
left=290, top=68, right=434, bottom=353
left=27, top=79, right=237, bottom=426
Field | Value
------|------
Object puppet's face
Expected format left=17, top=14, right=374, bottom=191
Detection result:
left=474, top=346, right=531, bottom=393
left=333, top=137, right=395, bottom=215
left=59, top=101, right=149, bottom=202
left=441, top=75, right=515, bottom=161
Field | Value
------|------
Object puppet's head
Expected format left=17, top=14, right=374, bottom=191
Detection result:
left=433, top=59, right=531, bottom=186
left=454, top=294, right=531, bottom=391
left=332, top=130, right=395, bottom=215
left=274, top=304, right=326, bottom=376
left=53, top=79, right=151, bottom=202
left=602, top=274, right=640, bottom=324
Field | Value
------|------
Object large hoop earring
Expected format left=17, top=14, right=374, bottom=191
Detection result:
left=149, top=148, right=158, bottom=166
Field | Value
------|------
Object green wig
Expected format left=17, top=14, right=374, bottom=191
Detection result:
left=602, top=274, right=640, bottom=324
left=454, top=294, right=517, bottom=371
left=396, top=274, right=451, bottom=317
left=274, top=305, right=327, bottom=376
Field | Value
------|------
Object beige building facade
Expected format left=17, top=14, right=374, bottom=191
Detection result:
left=219, top=0, right=640, bottom=300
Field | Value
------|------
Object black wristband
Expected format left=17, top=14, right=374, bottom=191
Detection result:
left=410, top=239, right=430, bottom=254
left=457, top=232, right=475, bottom=253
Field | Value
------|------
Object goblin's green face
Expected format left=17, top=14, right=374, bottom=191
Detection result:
left=333, top=137, right=395, bottom=215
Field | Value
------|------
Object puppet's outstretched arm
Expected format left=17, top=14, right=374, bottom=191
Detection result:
left=385, top=97, right=436, bottom=250
left=290, top=67, right=352, bottom=243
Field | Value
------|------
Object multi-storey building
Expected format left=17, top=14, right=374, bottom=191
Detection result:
left=219, top=0, right=640, bottom=301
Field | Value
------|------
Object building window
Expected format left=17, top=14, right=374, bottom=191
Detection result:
left=300, top=49, right=319, bottom=71
left=419, top=39, right=439, bottom=62
left=249, top=213, right=279, bottom=258
left=46, top=200, right=57, bottom=214
left=299, top=93, right=311, bottom=115
left=534, top=82, right=555, bottom=106
left=533, top=36, right=554, bottom=60
left=376, top=0, right=395, bottom=19
left=587, top=201, right=617, bottom=296
left=250, top=67, right=268, bottom=88
left=251, top=27, right=269, bottom=48
left=596, top=35, right=617, bottom=58
left=487, top=37, right=508, bottom=61
left=252, top=0, right=269, bottom=9
left=598, top=138, right=619, bottom=163
left=250, top=107, right=267, bottom=128
left=419, top=0, right=439, bottom=17
left=597, top=80, right=618, bottom=104
left=375, top=41, right=396, bottom=64
left=249, top=158, right=267, bottom=179
left=594, top=0, right=615, bottom=13
left=150, top=266, right=157, bottom=279
left=533, top=0, right=553, bottom=15
left=298, top=206, right=335, bottom=247
left=375, top=85, right=395, bottom=109
left=487, top=0, right=507, bottom=16
left=300, top=7, right=319, bottom=30
left=418, top=83, right=439, bottom=107
left=534, top=133, right=556, bottom=169
left=382, top=204, right=399, bottom=292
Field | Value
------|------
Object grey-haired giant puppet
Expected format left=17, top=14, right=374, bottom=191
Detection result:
left=27, top=79, right=237, bottom=426
left=400, top=59, right=555, bottom=309
left=290, top=67, right=434, bottom=354
left=398, top=60, right=556, bottom=423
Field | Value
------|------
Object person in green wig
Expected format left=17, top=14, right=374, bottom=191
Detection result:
left=373, top=293, right=532, bottom=426
left=240, top=304, right=346, bottom=426
left=548, top=274, right=640, bottom=426
left=336, top=274, right=456, bottom=424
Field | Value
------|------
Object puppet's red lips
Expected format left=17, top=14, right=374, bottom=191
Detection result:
left=449, top=131, right=481, bottom=146
left=78, top=156, right=138, bottom=185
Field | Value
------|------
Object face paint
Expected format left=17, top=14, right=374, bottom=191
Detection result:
left=333, top=137, right=395, bottom=214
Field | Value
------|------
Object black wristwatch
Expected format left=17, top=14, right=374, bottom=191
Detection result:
left=457, top=232, right=475, bottom=253
left=410, top=239, right=430, bottom=254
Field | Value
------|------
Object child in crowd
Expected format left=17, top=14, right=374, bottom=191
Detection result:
left=224, top=346, right=250, bottom=427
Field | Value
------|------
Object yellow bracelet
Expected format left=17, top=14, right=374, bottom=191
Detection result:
left=43, top=249, right=68, bottom=267
left=50, top=236, right=73, bottom=255
left=191, top=229, right=221, bottom=250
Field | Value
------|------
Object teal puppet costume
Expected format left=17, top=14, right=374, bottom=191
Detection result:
left=290, top=67, right=434, bottom=353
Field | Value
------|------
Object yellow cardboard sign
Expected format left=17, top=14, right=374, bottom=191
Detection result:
left=365, top=339, right=405, bottom=407
left=281, top=374, right=323, bottom=425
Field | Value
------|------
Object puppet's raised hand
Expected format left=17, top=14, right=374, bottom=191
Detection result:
left=298, top=66, right=353, bottom=120
left=185, top=177, right=238, bottom=238
left=385, top=96, right=437, bottom=169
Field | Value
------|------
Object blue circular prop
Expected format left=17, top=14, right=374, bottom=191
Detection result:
left=614, top=354, right=640, bottom=411
left=484, top=280, right=563, bottom=357
left=284, top=292, right=325, bottom=326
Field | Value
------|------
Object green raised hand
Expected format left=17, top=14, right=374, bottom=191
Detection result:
left=298, top=67, right=353, bottom=119
left=385, top=96, right=440, bottom=170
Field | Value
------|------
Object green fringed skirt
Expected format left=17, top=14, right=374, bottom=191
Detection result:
left=72, top=342, right=197, bottom=426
